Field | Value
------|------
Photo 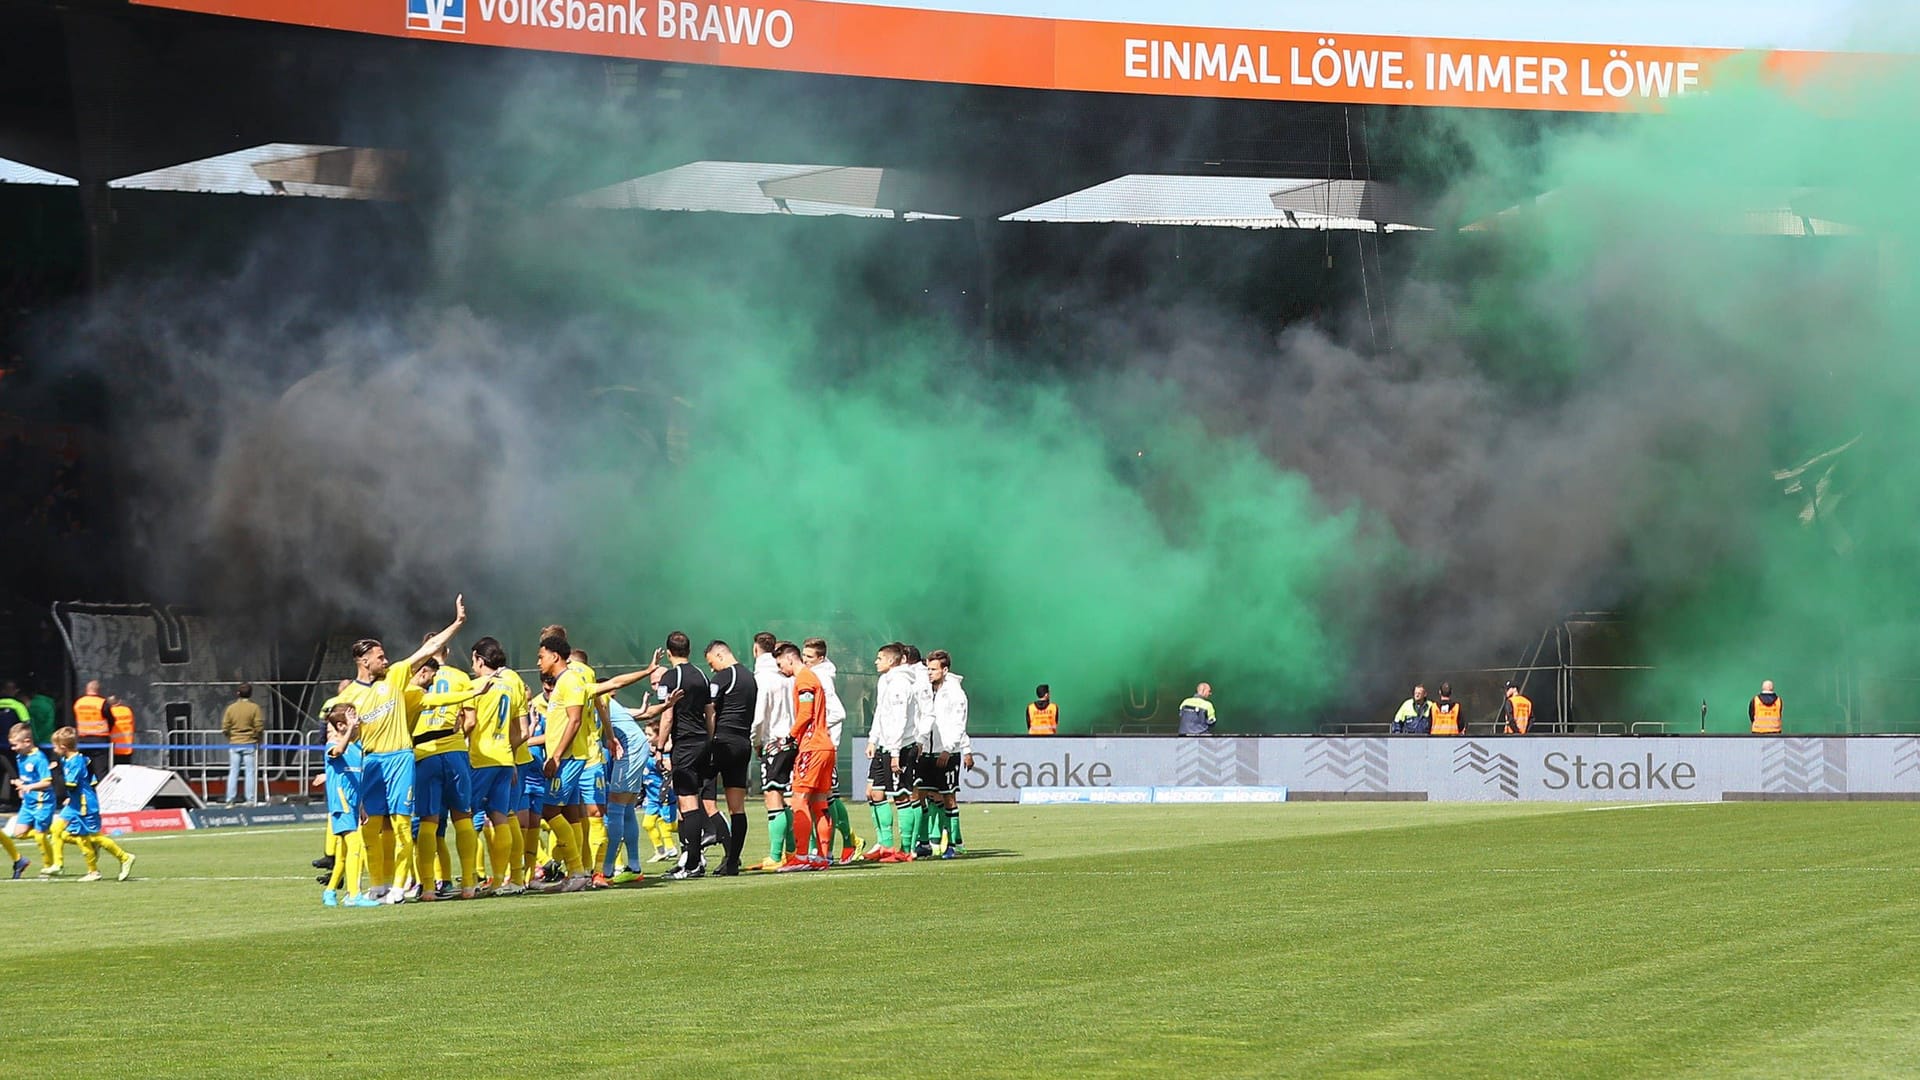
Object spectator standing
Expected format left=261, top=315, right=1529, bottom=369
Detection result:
left=72, top=680, right=110, bottom=779
left=1749, top=680, right=1783, bottom=734
left=1392, top=685, right=1432, bottom=734
left=0, top=682, right=24, bottom=800
left=26, top=685, right=56, bottom=748
left=221, top=683, right=265, bottom=806
left=107, top=696, right=136, bottom=769
left=1177, top=683, right=1218, bottom=735
left=0, top=683, right=26, bottom=741
left=1026, top=685, right=1058, bottom=736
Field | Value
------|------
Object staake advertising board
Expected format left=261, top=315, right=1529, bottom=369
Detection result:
left=961, top=736, right=1920, bottom=802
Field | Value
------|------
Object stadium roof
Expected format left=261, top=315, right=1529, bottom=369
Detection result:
left=1002, top=175, right=1429, bottom=231
left=564, top=161, right=959, bottom=219
left=0, top=156, right=75, bottom=186
left=108, top=144, right=407, bottom=200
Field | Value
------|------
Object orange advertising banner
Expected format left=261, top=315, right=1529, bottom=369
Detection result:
left=129, top=0, right=1828, bottom=112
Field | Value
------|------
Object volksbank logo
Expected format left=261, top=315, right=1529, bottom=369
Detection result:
left=1452, top=742, right=1519, bottom=799
left=408, top=0, right=466, bottom=34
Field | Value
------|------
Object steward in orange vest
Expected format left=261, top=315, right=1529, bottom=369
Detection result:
left=1027, top=685, right=1058, bottom=735
left=109, top=697, right=136, bottom=758
left=1750, top=681, right=1783, bottom=734
left=1431, top=684, right=1464, bottom=736
left=1501, top=683, right=1533, bottom=735
left=73, top=682, right=108, bottom=740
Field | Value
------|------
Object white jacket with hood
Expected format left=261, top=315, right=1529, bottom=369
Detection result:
left=869, top=666, right=916, bottom=753
left=812, top=658, right=847, bottom=747
left=927, top=671, right=970, bottom=755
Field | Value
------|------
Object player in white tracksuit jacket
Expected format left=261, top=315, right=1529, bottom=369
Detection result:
left=865, top=644, right=916, bottom=856
left=750, top=634, right=796, bottom=867
left=923, top=650, right=971, bottom=856
left=896, top=646, right=940, bottom=857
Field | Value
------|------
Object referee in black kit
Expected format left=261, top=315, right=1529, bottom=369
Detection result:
left=702, top=639, right=758, bottom=876
left=659, top=631, right=715, bottom=879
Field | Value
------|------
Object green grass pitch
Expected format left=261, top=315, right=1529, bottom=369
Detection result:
left=4, top=802, right=1918, bottom=1077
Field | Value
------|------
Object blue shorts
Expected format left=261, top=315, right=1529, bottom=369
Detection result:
left=518, top=760, right=548, bottom=813
left=549, top=757, right=586, bottom=806
left=582, top=762, right=608, bottom=806
left=58, top=805, right=101, bottom=837
left=642, top=790, right=676, bottom=820
left=360, top=749, right=416, bottom=818
left=13, top=805, right=54, bottom=834
left=472, top=765, right=516, bottom=818
left=414, top=752, right=472, bottom=820
left=330, top=809, right=359, bottom=836
left=607, top=752, right=643, bottom=795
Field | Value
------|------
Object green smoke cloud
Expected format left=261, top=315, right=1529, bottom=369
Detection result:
left=78, top=41, right=1920, bottom=737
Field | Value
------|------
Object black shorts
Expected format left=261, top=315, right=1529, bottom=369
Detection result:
left=867, top=750, right=896, bottom=794
left=761, top=744, right=797, bottom=794
left=893, top=745, right=921, bottom=797
left=914, top=749, right=948, bottom=791
left=670, top=740, right=713, bottom=798
left=710, top=736, right=752, bottom=791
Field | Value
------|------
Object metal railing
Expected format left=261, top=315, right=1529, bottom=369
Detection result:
left=160, top=726, right=325, bottom=802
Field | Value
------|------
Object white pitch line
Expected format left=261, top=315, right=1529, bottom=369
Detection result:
left=125, top=828, right=315, bottom=842
left=972, top=866, right=1914, bottom=877
left=1, top=875, right=312, bottom=883
left=1583, top=802, right=1718, bottom=812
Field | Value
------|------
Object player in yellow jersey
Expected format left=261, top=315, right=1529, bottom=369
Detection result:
left=467, top=636, right=529, bottom=896
left=410, top=650, right=488, bottom=901
left=534, top=638, right=591, bottom=892
left=340, top=594, right=468, bottom=905
left=540, top=625, right=609, bottom=887
left=568, top=647, right=617, bottom=888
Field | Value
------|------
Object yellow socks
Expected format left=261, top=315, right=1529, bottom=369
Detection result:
left=390, top=815, right=414, bottom=888
left=587, top=817, right=607, bottom=876
left=359, top=818, right=392, bottom=889
left=93, top=835, right=130, bottom=862
left=452, top=817, right=480, bottom=889
left=520, top=818, right=540, bottom=884
left=327, top=833, right=350, bottom=891
left=343, top=830, right=366, bottom=894
left=545, top=816, right=581, bottom=874
left=48, top=820, right=69, bottom=869
left=487, top=820, right=515, bottom=886
left=414, top=820, right=441, bottom=890
left=0, top=831, right=17, bottom=862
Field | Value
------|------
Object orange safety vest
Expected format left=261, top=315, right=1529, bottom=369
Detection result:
left=1027, top=702, right=1058, bottom=735
left=1750, top=696, right=1782, bottom=734
left=110, top=704, right=135, bottom=755
left=1504, top=694, right=1533, bottom=735
left=73, top=694, right=108, bottom=738
left=1432, top=701, right=1462, bottom=736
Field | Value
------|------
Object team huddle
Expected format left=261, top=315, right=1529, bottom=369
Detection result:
left=314, top=597, right=974, bottom=906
